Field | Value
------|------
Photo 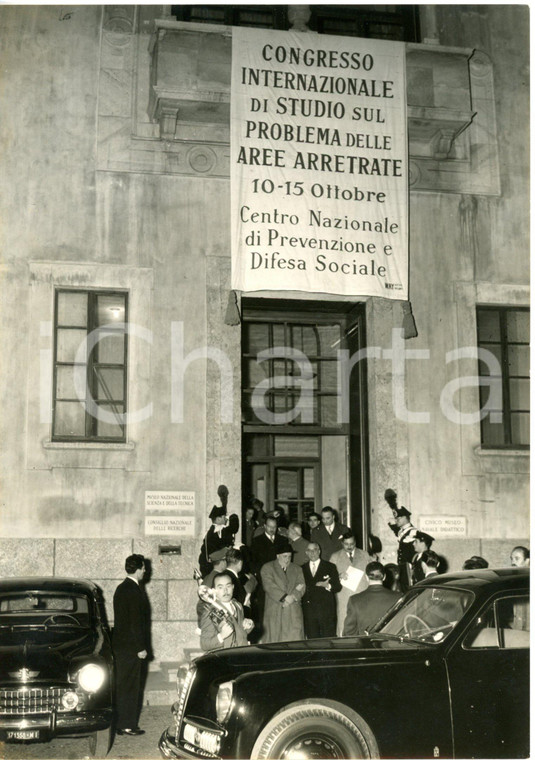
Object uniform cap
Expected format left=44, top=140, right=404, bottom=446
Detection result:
left=413, top=531, right=434, bottom=546
left=208, top=548, right=227, bottom=562
left=209, top=505, right=226, bottom=520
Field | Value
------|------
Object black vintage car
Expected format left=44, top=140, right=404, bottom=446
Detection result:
left=159, top=568, right=529, bottom=759
left=0, top=577, right=113, bottom=755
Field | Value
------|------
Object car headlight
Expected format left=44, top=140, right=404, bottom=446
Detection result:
left=61, top=691, right=79, bottom=710
left=78, top=663, right=106, bottom=693
left=215, top=681, right=234, bottom=724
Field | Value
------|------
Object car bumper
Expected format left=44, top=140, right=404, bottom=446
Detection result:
left=0, top=708, right=112, bottom=742
left=159, top=725, right=189, bottom=759
left=159, top=724, right=225, bottom=760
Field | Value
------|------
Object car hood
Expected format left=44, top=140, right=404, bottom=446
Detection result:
left=198, top=634, right=432, bottom=675
left=0, top=628, right=101, bottom=683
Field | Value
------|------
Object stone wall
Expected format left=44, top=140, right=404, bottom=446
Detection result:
left=0, top=537, right=200, bottom=663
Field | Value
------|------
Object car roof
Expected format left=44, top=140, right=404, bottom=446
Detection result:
left=416, top=567, right=529, bottom=592
left=0, top=577, right=100, bottom=594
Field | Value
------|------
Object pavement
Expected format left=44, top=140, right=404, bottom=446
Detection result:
left=0, top=706, right=173, bottom=760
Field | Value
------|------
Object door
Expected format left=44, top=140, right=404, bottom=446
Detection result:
left=274, top=464, right=318, bottom=523
left=242, top=449, right=319, bottom=527
left=446, top=593, right=529, bottom=758
left=241, top=300, right=369, bottom=543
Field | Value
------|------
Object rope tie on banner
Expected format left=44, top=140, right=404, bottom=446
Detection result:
left=402, top=300, right=418, bottom=339
left=224, top=290, right=241, bottom=326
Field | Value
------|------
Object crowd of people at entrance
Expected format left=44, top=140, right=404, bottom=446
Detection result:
left=195, top=489, right=530, bottom=652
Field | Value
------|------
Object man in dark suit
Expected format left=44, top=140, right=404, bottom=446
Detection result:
left=302, top=542, right=341, bottom=639
left=311, top=506, right=350, bottom=560
left=250, top=516, right=287, bottom=576
left=112, top=554, right=151, bottom=736
left=343, top=561, right=402, bottom=637
left=225, top=547, right=257, bottom=614
left=411, top=531, right=435, bottom=584
left=288, top=521, right=309, bottom=566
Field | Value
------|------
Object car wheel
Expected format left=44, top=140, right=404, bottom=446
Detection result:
left=87, top=726, right=112, bottom=757
left=250, top=702, right=378, bottom=759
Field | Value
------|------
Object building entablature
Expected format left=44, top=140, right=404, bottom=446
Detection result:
left=142, top=19, right=498, bottom=194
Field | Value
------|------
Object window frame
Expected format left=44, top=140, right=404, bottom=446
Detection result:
left=241, top=307, right=350, bottom=433
left=171, top=4, right=420, bottom=42
left=52, top=288, right=129, bottom=443
left=463, top=593, right=530, bottom=651
left=476, top=305, right=529, bottom=450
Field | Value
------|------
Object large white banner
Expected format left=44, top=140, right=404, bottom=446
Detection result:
left=231, top=28, right=408, bottom=299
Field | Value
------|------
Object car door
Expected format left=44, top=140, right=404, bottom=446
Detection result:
left=445, top=592, right=529, bottom=759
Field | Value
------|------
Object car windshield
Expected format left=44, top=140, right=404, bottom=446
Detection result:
left=374, top=586, right=475, bottom=644
left=0, top=591, right=92, bottom=628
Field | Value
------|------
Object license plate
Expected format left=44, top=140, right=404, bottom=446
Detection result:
left=6, top=729, right=40, bottom=740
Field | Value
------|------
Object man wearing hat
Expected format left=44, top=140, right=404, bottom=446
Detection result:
left=260, top=542, right=305, bottom=643
left=411, top=531, right=434, bottom=584
left=198, top=505, right=236, bottom=577
left=388, top=506, right=417, bottom=592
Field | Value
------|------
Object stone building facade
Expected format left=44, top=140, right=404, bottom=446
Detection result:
left=0, top=5, right=529, bottom=673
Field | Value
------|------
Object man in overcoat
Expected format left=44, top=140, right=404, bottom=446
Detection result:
left=260, top=542, right=305, bottom=643
left=343, top=562, right=402, bottom=636
left=301, top=543, right=341, bottom=638
left=112, top=554, right=151, bottom=736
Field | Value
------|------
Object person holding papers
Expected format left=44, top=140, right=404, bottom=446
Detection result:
left=330, top=531, right=371, bottom=636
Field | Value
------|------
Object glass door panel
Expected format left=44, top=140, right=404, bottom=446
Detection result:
left=274, top=464, right=318, bottom=524
left=250, top=463, right=268, bottom=506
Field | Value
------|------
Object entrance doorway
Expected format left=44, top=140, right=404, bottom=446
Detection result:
left=241, top=299, right=368, bottom=546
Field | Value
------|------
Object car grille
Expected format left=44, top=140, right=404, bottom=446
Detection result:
left=175, top=667, right=196, bottom=740
left=0, top=687, right=68, bottom=714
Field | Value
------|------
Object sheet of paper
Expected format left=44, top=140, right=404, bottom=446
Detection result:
left=341, top=566, right=366, bottom=593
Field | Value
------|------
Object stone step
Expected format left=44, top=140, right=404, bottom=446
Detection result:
left=160, top=660, right=182, bottom=683
left=144, top=671, right=176, bottom=706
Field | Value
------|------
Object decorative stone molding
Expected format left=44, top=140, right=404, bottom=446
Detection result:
left=103, top=5, right=135, bottom=35
left=97, top=17, right=500, bottom=192
left=407, top=46, right=499, bottom=194
left=406, top=45, right=475, bottom=160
